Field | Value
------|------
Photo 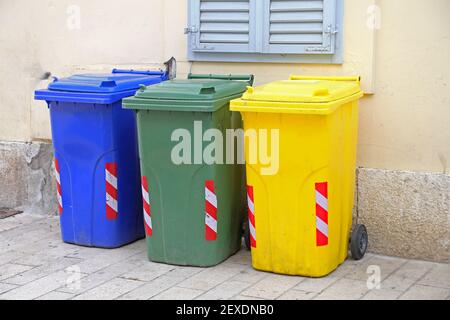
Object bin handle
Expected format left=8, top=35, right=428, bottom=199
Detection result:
left=100, top=80, right=117, bottom=88
left=313, top=87, right=329, bottom=96
left=112, top=69, right=165, bottom=76
left=188, top=73, right=254, bottom=86
left=199, top=87, right=216, bottom=95
left=289, top=75, right=361, bottom=83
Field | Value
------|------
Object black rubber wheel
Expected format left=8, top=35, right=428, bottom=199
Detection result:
left=243, top=220, right=251, bottom=251
left=350, top=224, right=368, bottom=260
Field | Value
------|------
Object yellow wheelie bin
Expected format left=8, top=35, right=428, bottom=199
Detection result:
left=230, top=76, right=367, bottom=277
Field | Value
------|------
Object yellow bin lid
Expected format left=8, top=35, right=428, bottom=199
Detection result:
left=230, top=76, right=364, bottom=115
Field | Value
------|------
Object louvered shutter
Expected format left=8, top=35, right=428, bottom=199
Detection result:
left=188, top=0, right=256, bottom=53
left=263, top=0, right=338, bottom=54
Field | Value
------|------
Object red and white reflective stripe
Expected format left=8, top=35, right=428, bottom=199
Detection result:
left=315, top=182, right=329, bottom=246
left=105, top=163, right=118, bottom=220
left=247, top=185, right=256, bottom=248
left=205, top=180, right=217, bottom=241
left=141, top=176, right=153, bottom=237
left=54, top=158, right=62, bottom=215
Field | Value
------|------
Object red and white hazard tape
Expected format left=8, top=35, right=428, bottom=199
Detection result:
left=141, top=176, right=153, bottom=237
left=247, top=185, right=256, bottom=248
left=205, top=180, right=218, bottom=241
left=105, top=163, right=118, bottom=220
left=54, top=158, right=62, bottom=215
left=315, top=182, right=329, bottom=246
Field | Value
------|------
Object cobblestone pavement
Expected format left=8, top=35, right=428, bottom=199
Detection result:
left=0, top=214, right=449, bottom=300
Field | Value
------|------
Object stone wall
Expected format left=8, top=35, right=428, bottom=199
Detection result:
left=0, top=141, right=57, bottom=215
left=356, top=168, right=449, bottom=263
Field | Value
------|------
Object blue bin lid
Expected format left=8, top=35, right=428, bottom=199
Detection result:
left=35, top=69, right=168, bottom=104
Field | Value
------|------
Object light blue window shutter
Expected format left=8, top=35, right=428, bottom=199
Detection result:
left=187, top=0, right=257, bottom=53
left=263, top=0, right=338, bottom=54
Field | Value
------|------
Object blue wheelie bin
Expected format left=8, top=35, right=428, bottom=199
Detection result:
left=35, top=69, right=168, bottom=248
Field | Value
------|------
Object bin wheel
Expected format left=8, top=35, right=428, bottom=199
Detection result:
left=243, top=220, right=251, bottom=251
left=350, top=224, right=368, bottom=260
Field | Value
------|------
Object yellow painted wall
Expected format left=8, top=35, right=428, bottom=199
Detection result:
left=359, top=0, right=450, bottom=173
left=0, top=0, right=449, bottom=173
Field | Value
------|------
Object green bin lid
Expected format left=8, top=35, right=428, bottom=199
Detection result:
left=135, top=79, right=247, bottom=100
left=123, top=78, right=250, bottom=112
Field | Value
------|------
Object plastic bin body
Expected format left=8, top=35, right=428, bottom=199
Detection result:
left=123, top=75, right=252, bottom=266
left=230, top=76, right=364, bottom=277
left=35, top=70, right=167, bottom=248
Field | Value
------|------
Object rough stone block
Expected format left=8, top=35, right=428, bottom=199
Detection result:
left=0, top=141, right=56, bottom=215
left=357, top=168, right=449, bottom=263
left=0, top=142, right=28, bottom=208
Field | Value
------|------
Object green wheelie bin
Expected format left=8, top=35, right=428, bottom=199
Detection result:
left=123, top=74, right=254, bottom=266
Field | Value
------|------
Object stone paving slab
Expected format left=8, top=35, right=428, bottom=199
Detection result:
left=177, top=263, right=247, bottom=292
left=240, top=274, right=304, bottom=299
left=197, top=280, right=253, bottom=300
left=314, top=278, right=369, bottom=300
left=0, top=282, right=17, bottom=295
left=151, top=286, right=204, bottom=300
left=1, top=270, right=81, bottom=300
left=0, top=263, right=34, bottom=281
left=417, top=264, right=450, bottom=289
left=72, top=277, right=145, bottom=300
left=0, top=214, right=449, bottom=300
left=276, top=289, right=317, bottom=300
left=117, top=275, right=185, bottom=300
left=398, top=284, right=450, bottom=300
left=3, top=256, right=83, bottom=286
left=55, top=253, right=146, bottom=295
left=36, top=290, right=76, bottom=300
